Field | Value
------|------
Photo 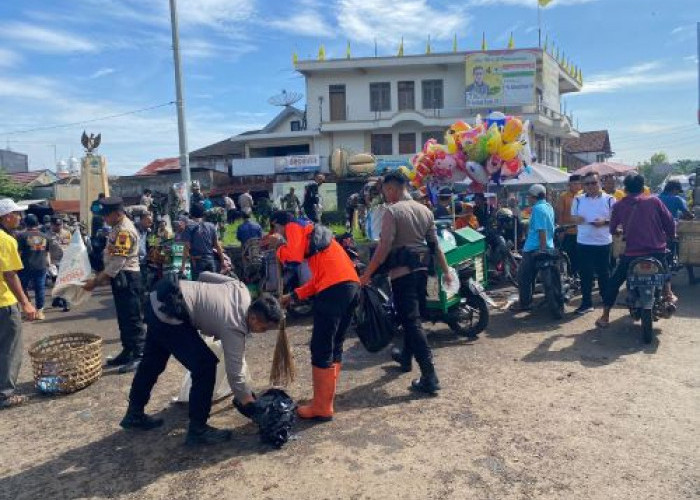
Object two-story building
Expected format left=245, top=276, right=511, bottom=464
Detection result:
left=228, top=47, right=581, bottom=173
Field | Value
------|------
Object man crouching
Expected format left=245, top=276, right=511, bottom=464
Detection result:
left=120, top=271, right=283, bottom=446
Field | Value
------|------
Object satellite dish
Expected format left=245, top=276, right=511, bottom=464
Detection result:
left=267, top=89, right=303, bottom=107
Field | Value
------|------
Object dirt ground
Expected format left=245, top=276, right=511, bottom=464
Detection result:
left=1, top=274, right=698, bottom=500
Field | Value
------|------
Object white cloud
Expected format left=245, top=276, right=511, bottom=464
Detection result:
left=337, top=0, right=470, bottom=46
left=267, top=11, right=333, bottom=37
left=467, top=0, right=598, bottom=6
left=0, top=48, right=21, bottom=67
left=89, top=68, right=116, bottom=79
left=150, top=0, right=256, bottom=29
left=579, top=61, right=696, bottom=94
left=0, top=22, right=98, bottom=53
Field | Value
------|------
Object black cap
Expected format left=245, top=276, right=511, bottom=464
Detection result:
left=25, top=214, right=39, bottom=227
left=99, top=196, right=125, bottom=215
left=382, top=170, right=408, bottom=186
left=42, top=215, right=51, bottom=223
left=569, top=174, right=582, bottom=182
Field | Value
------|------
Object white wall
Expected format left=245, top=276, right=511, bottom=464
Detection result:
left=306, top=63, right=468, bottom=128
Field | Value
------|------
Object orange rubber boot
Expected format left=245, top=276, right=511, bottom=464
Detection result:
left=297, top=366, right=336, bottom=421
left=333, top=362, right=342, bottom=381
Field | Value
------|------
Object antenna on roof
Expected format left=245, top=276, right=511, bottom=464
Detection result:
left=267, top=89, right=303, bottom=107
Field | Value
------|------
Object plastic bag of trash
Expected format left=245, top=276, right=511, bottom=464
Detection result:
left=247, top=388, right=296, bottom=449
left=52, top=231, right=92, bottom=306
left=355, top=285, right=396, bottom=353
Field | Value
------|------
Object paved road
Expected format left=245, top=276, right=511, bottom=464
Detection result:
left=1, top=274, right=698, bottom=500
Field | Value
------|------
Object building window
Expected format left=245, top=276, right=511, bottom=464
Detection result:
left=371, top=134, right=393, bottom=155
left=398, top=81, right=415, bottom=111
left=535, top=135, right=544, bottom=164
left=370, top=82, right=391, bottom=112
left=422, top=79, right=443, bottom=109
left=290, top=120, right=301, bottom=131
left=421, top=130, right=444, bottom=145
left=398, top=133, right=416, bottom=155
left=329, top=85, right=346, bottom=121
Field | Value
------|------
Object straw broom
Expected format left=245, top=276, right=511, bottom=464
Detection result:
left=269, top=258, right=296, bottom=386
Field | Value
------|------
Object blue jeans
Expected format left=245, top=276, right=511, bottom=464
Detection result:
left=20, top=268, right=47, bottom=310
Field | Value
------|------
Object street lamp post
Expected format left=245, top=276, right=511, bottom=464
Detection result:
left=169, top=0, right=191, bottom=206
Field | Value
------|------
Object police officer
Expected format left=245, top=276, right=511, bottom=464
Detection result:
left=360, top=171, right=452, bottom=395
left=83, top=197, right=145, bottom=373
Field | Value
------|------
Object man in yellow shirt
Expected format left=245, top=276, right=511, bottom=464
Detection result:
left=602, top=175, right=625, bottom=201
left=556, top=174, right=582, bottom=276
left=0, top=199, right=37, bottom=410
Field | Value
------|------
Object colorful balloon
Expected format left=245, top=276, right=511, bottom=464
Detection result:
left=485, top=125, right=503, bottom=155
left=465, top=161, right=489, bottom=185
left=498, top=141, right=523, bottom=161
left=486, top=154, right=503, bottom=174
left=502, top=117, right=523, bottom=143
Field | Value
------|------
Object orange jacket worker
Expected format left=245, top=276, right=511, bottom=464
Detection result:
left=271, top=211, right=359, bottom=421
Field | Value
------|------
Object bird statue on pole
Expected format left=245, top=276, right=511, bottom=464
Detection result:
left=81, top=131, right=101, bottom=153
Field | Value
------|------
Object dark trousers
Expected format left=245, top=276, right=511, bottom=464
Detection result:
left=392, top=271, right=434, bottom=374
left=603, top=253, right=667, bottom=308
left=129, top=303, right=218, bottom=426
left=517, top=252, right=538, bottom=307
left=562, top=233, right=579, bottom=276
left=111, top=271, right=145, bottom=357
left=191, top=256, right=216, bottom=281
left=310, top=282, right=359, bottom=368
left=20, top=268, right=47, bottom=310
left=0, top=305, right=22, bottom=399
left=578, top=243, right=611, bottom=308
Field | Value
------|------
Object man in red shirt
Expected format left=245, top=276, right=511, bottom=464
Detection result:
left=596, top=173, right=675, bottom=328
left=270, top=211, right=359, bottom=421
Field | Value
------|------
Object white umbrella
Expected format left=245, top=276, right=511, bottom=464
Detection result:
left=500, top=163, right=571, bottom=186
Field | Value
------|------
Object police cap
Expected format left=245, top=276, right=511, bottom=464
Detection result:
left=99, top=197, right=125, bottom=215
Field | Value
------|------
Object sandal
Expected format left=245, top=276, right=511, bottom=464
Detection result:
left=0, top=394, right=28, bottom=410
left=595, top=318, right=610, bottom=329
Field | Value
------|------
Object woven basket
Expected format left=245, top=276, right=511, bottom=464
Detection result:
left=29, top=333, right=103, bottom=394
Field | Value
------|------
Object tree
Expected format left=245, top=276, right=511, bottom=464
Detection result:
left=637, top=152, right=669, bottom=190
left=0, top=169, right=31, bottom=199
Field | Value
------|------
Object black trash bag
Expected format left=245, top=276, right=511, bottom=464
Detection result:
left=355, top=285, right=396, bottom=353
left=247, top=389, right=297, bottom=449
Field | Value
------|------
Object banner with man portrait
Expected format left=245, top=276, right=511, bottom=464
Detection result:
left=465, top=50, right=537, bottom=108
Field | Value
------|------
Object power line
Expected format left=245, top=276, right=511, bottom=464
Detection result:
left=0, top=101, right=175, bottom=136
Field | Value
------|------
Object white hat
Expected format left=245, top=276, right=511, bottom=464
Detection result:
left=0, top=198, right=22, bottom=217
left=528, top=184, right=546, bottom=197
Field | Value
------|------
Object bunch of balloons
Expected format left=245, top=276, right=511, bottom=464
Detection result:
left=408, top=112, right=533, bottom=191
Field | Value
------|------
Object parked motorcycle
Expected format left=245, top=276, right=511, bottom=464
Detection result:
left=626, top=256, right=675, bottom=344
left=534, top=250, right=567, bottom=319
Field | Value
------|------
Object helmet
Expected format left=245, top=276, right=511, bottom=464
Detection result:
left=528, top=184, right=546, bottom=198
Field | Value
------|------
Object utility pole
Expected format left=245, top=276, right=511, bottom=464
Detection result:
left=169, top=0, right=190, bottom=206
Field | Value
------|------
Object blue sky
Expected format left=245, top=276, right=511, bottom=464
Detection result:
left=0, top=0, right=698, bottom=175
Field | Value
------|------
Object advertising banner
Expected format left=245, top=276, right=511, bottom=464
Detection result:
left=541, top=52, right=560, bottom=113
left=465, top=50, right=537, bottom=108
left=274, top=155, right=321, bottom=174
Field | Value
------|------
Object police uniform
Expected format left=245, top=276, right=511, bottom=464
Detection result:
left=101, top=197, right=146, bottom=365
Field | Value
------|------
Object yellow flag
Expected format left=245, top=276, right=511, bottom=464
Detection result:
left=507, top=32, right=514, bottom=49
left=292, top=51, right=298, bottom=65
left=481, top=32, right=487, bottom=51
left=538, top=0, right=553, bottom=6
left=346, top=41, right=351, bottom=59
left=318, top=44, right=326, bottom=61
left=453, top=33, right=458, bottom=52
left=426, top=35, right=431, bottom=55
left=398, top=37, right=404, bottom=57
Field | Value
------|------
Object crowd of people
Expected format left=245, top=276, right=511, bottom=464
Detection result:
left=0, top=168, right=695, bottom=451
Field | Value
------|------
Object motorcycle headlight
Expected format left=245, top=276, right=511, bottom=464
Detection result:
left=631, top=260, right=662, bottom=275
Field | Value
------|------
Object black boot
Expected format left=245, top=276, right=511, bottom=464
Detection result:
left=185, top=423, right=233, bottom=447
left=390, top=346, right=412, bottom=373
left=106, top=349, right=132, bottom=367
left=120, top=407, right=164, bottom=430
left=410, top=360, right=441, bottom=395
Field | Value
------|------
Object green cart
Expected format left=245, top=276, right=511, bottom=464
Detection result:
left=422, top=225, right=489, bottom=338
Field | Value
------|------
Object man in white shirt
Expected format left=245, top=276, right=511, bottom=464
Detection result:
left=570, top=172, right=615, bottom=314
left=238, top=189, right=254, bottom=216
left=222, top=193, right=236, bottom=223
